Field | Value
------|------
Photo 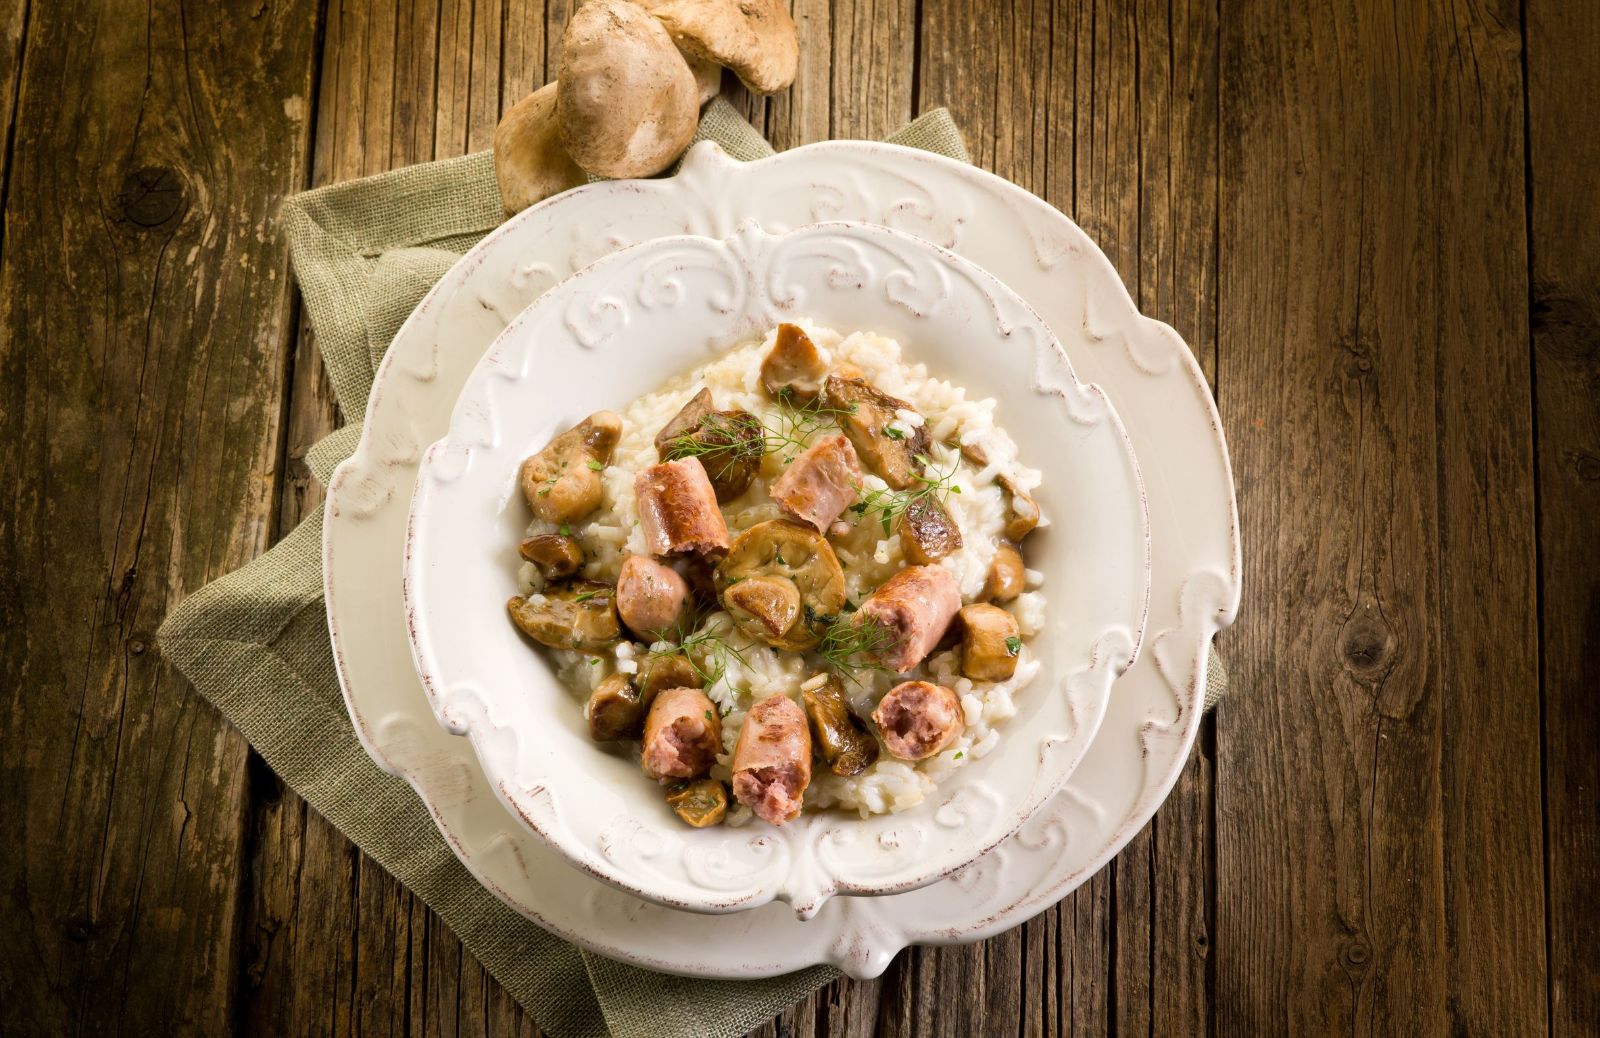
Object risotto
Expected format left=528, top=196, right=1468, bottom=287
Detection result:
left=506, top=322, right=1047, bottom=827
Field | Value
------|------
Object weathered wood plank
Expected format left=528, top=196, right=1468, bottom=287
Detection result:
left=1525, top=1, right=1600, bottom=1031
left=1217, top=0, right=1544, bottom=1032
left=0, top=0, right=321, bottom=1032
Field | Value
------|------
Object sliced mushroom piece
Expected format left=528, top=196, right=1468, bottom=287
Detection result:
left=506, top=580, right=622, bottom=655
left=493, top=83, right=588, bottom=216
left=586, top=672, right=645, bottom=741
left=647, top=0, right=799, bottom=95
left=616, top=555, right=690, bottom=638
left=958, top=442, right=1040, bottom=542
left=654, top=391, right=763, bottom=500
left=637, top=652, right=703, bottom=705
left=715, top=519, right=847, bottom=650
left=998, top=473, right=1040, bottom=541
left=823, top=375, right=930, bottom=490
left=760, top=323, right=829, bottom=402
left=984, top=541, right=1026, bottom=602
left=557, top=0, right=699, bottom=179
left=958, top=603, right=1021, bottom=681
left=519, top=534, right=584, bottom=580
left=723, top=575, right=802, bottom=641
left=519, top=411, right=623, bottom=524
left=665, top=778, right=728, bottom=827
left=899, top=494, right=963, bottom=565
left=801, top=674, right=880, bottom=777
left=635, top=457, right=731, bottom=558
left=769, top=434, right=861, bottom=533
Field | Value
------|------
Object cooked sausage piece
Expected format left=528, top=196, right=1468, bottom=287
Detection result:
left=730, top=695, right=812, bottom=825
left=635, top=457, right=731, bottom=559
left=519, top=534, right=584, bottom=580
left=587, top=673, right=645, bottom=741
left=983, top=542, right=1026, bottom=602
left=823, top=375, right=930, bottom=489
left=640, top=686, right=722, bottom=781
left=760, top=323, right=829, bottom=402
left=958, top=603, right=1021, bottom=681
left=769, top=435, right=861, bottom=533
left=615, top=555, right=690, bottom=637
left=854, top=564, right=962, bottom=672
left=899, top=494, right=962, bottom=565
left=519, top=411, right=622, bottom=523
left=872, top=680, right=964, bottom=761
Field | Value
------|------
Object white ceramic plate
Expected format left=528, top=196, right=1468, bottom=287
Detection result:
left=403, top=222, right=1149, bottom=917
left=324, top=141, right=1240, bottom=977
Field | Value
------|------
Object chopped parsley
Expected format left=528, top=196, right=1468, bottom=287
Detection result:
left=586, top=459, right=604, bottom=471
left=884, top=426, right=905, bottom=440
left=953, top=751, right=964, bottom=759
left=1005, top=636, right=1022, bottom=657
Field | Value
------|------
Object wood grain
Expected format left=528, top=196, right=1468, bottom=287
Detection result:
left=1525, top=0, right=1600, bottom=1032
left=0, top=0, right=320, bottom=1032
left=1, top=0, right=1587, bottom=1035
left=1218, top=0, right=1544, bottom=1032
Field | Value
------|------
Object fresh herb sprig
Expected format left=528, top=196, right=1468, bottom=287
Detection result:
left=816, top=612, right=895, bottom=682
left=662, top=394, right=860, bottom=475
left=848, top=455, right=963, bottom=536
left=649, top=619, right=751, bottom=692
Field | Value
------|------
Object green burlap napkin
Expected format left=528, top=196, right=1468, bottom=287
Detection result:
left=158, top=98, right=1224, bottom=1038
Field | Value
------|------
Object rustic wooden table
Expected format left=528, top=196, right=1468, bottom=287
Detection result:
left=3, top=0, right=1594, bottom=1034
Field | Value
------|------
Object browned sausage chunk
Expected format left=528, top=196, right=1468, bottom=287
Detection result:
left=615, top=555, right=689, bottom=637
left=635, top=457, right=731, bottom=558
left=760, top=323, right=829, bottom=402
left=854, top=564, right=962, bottom=672
left=769, top=435, right=861, bottom=533
left=899, top=494, right=962, bottom=565
left=519, top=411, right=622, bottom=523
left=983, top=542, right=1026, bottom=602
left=872, top=680, right=964, bottom=760
left=958, top=603, right=1021, bottom=681
left=640, top=687, right=722, bottom=781
left=731, top=695, right=813, bottom=825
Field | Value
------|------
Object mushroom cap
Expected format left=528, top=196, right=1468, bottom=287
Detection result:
left=494, top=83, right=588, bottom=215
left=557, top=0, right=700, bottom=179
left=647, top=0, right=798, bottom=95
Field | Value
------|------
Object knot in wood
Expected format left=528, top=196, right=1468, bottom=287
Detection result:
left=1339, top=608, right=1395, bottom=673
left=117, top=166, right=187, bottom=228
left=1340, top=938, right=1371, bottom=974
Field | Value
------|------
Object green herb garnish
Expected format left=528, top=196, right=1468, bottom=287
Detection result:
left=817, top=614, right=896, bottom=682
left=587, top=459, right=604, bottom=471
left=1005, top=636, right=1022, bottom=657
left=849, top=458, right=962, bottom=539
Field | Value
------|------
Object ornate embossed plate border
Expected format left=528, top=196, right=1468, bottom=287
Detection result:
left=323, top=141, right=1241, bottom=977
left=402, top=222, right=1149, bottom=917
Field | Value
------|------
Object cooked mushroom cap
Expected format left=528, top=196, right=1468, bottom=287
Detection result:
left=801, top=674, right=880, bottom=777
left=824, top=375, right=930, bottom=490
left=724, top=574, right=802, bottom=640
left=637, top=652, right=703, bottom=705
left=587, top=672, right=645, bottom=740
left=665, top=777, right=729, bottom=827
left=958, top=603, right=1021, bottom=681
left=984, top=542, right=1026, bottom=602
left=715, top=519, right=846, bottom=650
left=506, top=580, right=622, bottom=655
left=899, top=494, right=963, bottom=565
left=519, top=411, right=622, bottom=524
left=494, top=83, right=588, bottom=216
left=648, top=0, right=799, bottom=95
left=655, top=391, right=764, bottom=502
left=760, top=323, right=828, bottom=401
left=519, top=534, right=585, bottom=580
left=557, top=0, right=700, bottom=179
left=998, top=473, right=1040, bottom=541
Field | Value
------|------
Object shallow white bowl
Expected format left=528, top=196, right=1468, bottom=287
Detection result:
left=402, top=220, right=1150, bottom=918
